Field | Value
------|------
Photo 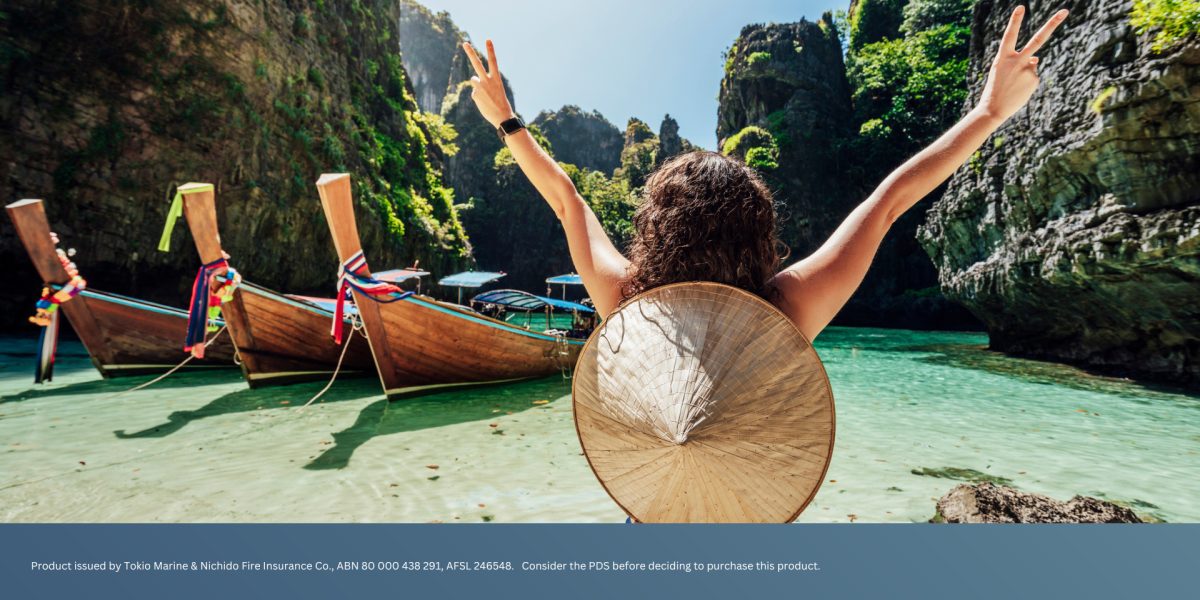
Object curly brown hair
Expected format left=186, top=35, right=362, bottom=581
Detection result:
left=621, top=151, right=787, bottom=302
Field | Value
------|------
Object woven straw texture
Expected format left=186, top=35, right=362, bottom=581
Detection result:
left=573, top=282, right=835, bottom=523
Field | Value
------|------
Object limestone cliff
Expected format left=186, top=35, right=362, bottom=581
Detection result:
left=0, top=0, right=470, bottom=330
left=438, top=50, right=573, bottom=296
left=530, top=106, right=624, bottom=176
left=718, top=16, right=857, bottom=263
left=398, top=0, right=467, bottom=114
left=614, top=116, right=695, bottom=189
left=658, top=115, right=685, bottom=162
left=918, top=0, right=1200, bottom=383
left=718, top=14, right=977, bottom=330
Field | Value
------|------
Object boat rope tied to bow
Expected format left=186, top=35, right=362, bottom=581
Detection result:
left=332, top=250, right=412, bottom=344
left=185, top=257, right=241, bottom=358
left=29, top=240, right=87, bottom=384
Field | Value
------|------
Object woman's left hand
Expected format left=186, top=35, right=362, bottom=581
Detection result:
left=462, top=40, right=516, bottom=128
left=977, top=7, right=1069, bottom=123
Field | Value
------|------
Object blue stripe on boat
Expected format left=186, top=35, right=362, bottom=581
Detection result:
left=407, top=296, right=585, bottom=345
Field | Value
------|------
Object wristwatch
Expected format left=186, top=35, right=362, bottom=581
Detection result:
left=496, top=116, right=525, bottom=140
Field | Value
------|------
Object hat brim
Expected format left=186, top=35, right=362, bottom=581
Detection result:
left=573, top=282, right=835, bottom=523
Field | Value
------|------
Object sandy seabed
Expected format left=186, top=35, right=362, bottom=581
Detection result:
left=2, top=328, right=1197, bottom=523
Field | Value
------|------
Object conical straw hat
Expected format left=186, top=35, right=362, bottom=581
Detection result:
left=573, top=282, right=835, bottom=523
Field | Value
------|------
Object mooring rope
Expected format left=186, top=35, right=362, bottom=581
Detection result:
left=552, top=333, right=573, bottom=381
left=297, top=313, right=365, bottom=412
left=93, top=325, right=229, bottom=402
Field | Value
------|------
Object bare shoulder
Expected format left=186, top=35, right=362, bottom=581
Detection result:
left=587, top=268, right=630, bottom=319
left=768, top=269, right=821, bottom=341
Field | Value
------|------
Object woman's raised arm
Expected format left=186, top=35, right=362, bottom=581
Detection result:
left=463, top=40, right=629, bottom=317
left=769, top=6, right=1068, bottom=341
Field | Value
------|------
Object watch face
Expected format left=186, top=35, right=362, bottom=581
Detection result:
left=497, top=118, right=523, bottom=139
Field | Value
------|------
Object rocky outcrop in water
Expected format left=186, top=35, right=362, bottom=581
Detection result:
left=0, top=0, right=469, bottom=330
left=531, top=106, right=624, bottom=176
left=931, top=482, right=1143, bottom=523
left=918, top=0, right=1200, bottom=383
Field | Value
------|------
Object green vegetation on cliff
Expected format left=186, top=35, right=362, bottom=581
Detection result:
left=721, top=126, right=779, bottom=170
left=844, top=0, right=975, bottom=176
left=847, top=0, right=908, bottom=50
left=615, top=120, right=659, bottom=190
left=564, top=165, right=639, bottom=246
left=0, top=0, right=469, bottom=324
left=847, top=23, right=971, bottom=170
left=716, top=7, right=980, bottom=329
left=1132, top=0, right=1200, bottom=51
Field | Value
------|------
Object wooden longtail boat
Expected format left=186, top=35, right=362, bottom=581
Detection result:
left=315, top=173, right=586, bottom=400
left=178, top=183, right=377, bottom=388
left=6, top=199, right=237, bottom=377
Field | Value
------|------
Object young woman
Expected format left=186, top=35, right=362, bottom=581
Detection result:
left=464, top=6, right=1068, bottom=341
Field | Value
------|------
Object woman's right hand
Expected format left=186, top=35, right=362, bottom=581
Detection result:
left=977, top=6, right=1068, bottom=123
left=463, top=40, right=516, bottom=129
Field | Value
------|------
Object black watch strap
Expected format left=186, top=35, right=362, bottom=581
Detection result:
left=496, top=116, right=525, bottom=140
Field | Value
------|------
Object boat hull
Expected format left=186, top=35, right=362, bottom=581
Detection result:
left=226, top=283, right=377, bottom=388
left=370, top=295, right=584, bottom=399
left=7, top=198, right=236, bottom=378
left=315, top=172, right=584, bottom=401
left=76, top=289, right=237, bottom=378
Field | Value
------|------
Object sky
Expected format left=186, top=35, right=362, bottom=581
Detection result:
left=413, top=0, right=852, bottom=150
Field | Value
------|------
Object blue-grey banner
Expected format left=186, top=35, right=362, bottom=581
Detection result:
left=3, top=524, right=1192, bottom=599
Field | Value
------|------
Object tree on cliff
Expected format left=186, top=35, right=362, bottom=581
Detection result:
left=845, top=0, right=976, bottom=179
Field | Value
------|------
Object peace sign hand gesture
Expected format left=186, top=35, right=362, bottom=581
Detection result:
left=978, top=6, right=1069, bottom=123
left=462, top=40, right=516, bottom=129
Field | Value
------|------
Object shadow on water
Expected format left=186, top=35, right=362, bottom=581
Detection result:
left=0, top=335, right=245, bottom=406
left=910, top=466, right=1014, bottom=487
left=0, top=369, right=246, bottom=406
left=1087, top=491, right=1170, bottom=523
left=304, top=376, right=572, bottom=471
left=909, top=343, right=1200, bottom=403
left=113, top=378, right=383, bottom=439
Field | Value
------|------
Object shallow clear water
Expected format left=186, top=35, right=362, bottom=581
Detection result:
left=504, top=312, right=577, bottom=330
left=1, top=328, right=1196, bottom=523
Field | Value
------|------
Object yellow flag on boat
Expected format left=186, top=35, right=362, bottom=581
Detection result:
left=158, top=184, right=214, bottom=252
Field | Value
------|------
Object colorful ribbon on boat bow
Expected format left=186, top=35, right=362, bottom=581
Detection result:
left=29, top=243, right=87, bottom=383
left=332, top=250, right=412, bottom=344
left=185, top=257, right=241, bottom=358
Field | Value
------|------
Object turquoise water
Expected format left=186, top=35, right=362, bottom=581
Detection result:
left=1, top=327, right=1196, bottom=523
left=504, top=312, right=577, bottom=330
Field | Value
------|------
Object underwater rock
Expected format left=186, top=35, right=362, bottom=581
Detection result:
left=931, top=482, right=1143, bottom=523
left=918, top=0, right=1200, bottom=383
left=531, top=106, right=624, bottom=176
